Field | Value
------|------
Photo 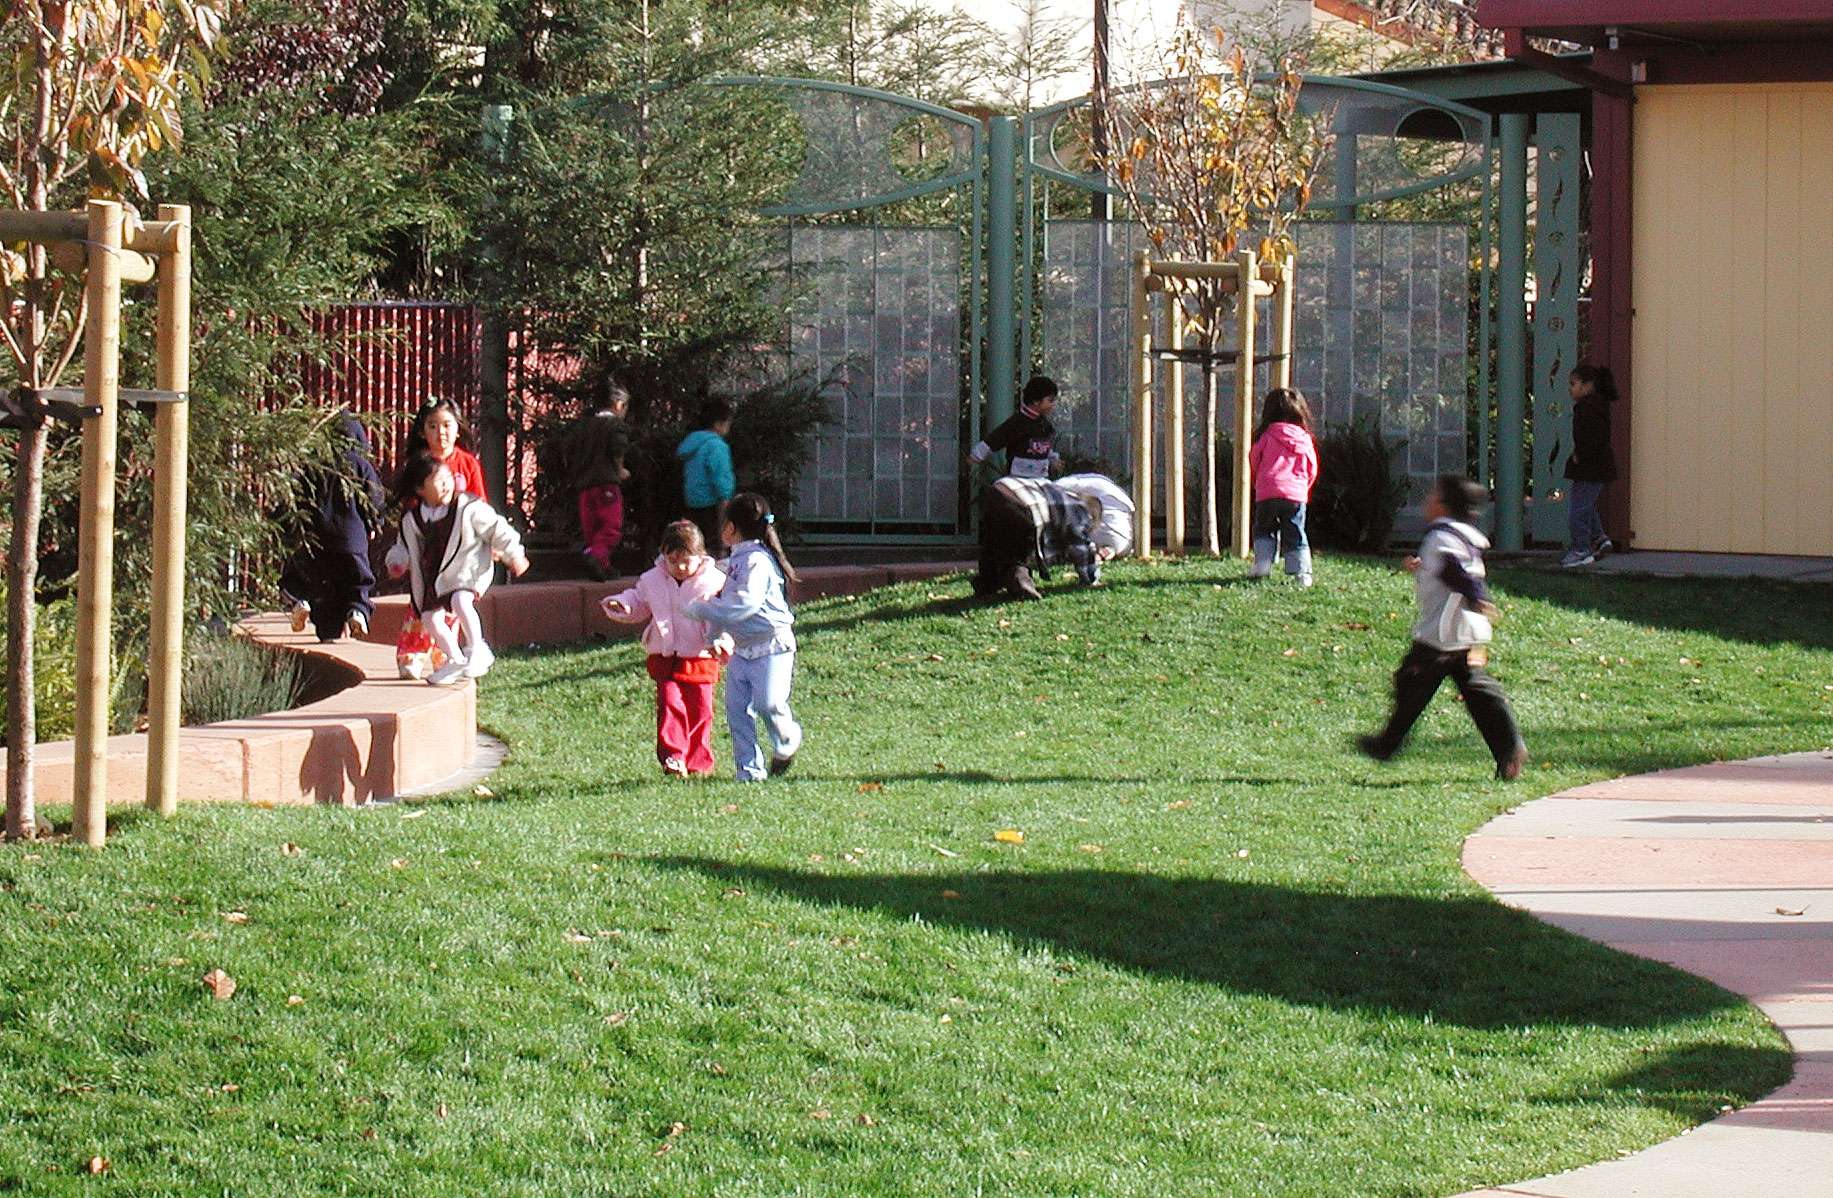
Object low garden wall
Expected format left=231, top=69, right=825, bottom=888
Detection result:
left=0, top=563, right=966, bottom=810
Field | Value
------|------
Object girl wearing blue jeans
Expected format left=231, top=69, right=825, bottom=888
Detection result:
left=687, top=493, right=803, bottom=780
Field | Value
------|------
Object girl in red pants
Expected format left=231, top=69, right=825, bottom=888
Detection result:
left=600, top=521, right=732, bottom=776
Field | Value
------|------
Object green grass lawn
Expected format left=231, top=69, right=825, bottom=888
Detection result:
left=4, top=556, right=1829, bottom=1196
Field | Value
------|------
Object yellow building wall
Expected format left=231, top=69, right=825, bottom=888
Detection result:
left=1632, top=83, right=1833, bottom=555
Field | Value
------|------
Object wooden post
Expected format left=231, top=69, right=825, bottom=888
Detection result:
left=71, top=200, right=124, bottom=847
left=145, top=204, right=192, bottom=818
left=1271, top=257, right=1296, bottom=392
left=1232, top=248, right=1258, bottom=560
left=1165, top=287, right=1185, bottom=556
left=1130, top=251, right=1153, bottom=559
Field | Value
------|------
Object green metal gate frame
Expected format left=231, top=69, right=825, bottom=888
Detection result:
left=710, top=76, right=988, bottom=544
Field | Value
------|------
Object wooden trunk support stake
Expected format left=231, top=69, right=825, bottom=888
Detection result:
left=71, top=200, right=124, bottom=847
left=1232, top=249, right=1258, bottom=560
left=1271, top=259, right=1295, bottom=392
left=1130, top=250, right=1153, bottom=560
left=1165, top=290, right=1185, bottom=557
left=145, top=204, right=192, bottom=818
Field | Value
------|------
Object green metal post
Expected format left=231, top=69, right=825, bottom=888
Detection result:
left=1495, top=113, right=1528, bottom=551
left=986, top=116, right=1018, bottom=430
left=1530, top=112, right=1583, bottom=543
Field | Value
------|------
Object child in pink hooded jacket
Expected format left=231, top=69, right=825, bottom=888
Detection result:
left=1247, top=388, right=1320, bottom=587
left=600, top=520, right=733, bottom=777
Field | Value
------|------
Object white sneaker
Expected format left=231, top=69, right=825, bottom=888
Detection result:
left=1297, top=573, right=1314, bottom=588
left=289, top=600, right=311, bottom=633
left=346, top=610, right=369, bottom=639
left=427, top=661, right=469, bottom=686
left=1560, top=549, right=1596, bottom=568
left=462, top=646, right=496, bottom=679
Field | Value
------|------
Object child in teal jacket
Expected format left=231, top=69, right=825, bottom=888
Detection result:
left=677, top=396, right=737, bottom=553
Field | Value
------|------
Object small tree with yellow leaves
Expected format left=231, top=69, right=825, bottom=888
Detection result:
left=1, top=0, right=225, bottom=839
left=1098, top=20, right=1330, bottom=555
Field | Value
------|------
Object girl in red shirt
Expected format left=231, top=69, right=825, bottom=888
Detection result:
left=408, top=399, right=488, bottom=503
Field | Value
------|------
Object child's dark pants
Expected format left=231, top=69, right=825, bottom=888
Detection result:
left=1369, top=641, right=1522, bottom=765
left=281, top=543, right=375, bottom=641
left=974, top=486, right=1042, bottom=600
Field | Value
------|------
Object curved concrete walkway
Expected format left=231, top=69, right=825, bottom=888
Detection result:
left=1457, top=751, right=1833, bottom=1197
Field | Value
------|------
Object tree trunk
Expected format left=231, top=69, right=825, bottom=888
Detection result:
left=1201, top=355, right=1220, bottom=556
left=5, top=421, right=47, bottom=840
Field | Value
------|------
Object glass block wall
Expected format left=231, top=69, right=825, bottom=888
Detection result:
left=784, top=226, right=963, bottom=532
left=1040, top=220, right=1468, bottom=516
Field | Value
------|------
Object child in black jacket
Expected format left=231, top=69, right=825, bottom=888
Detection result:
left=281, top=413, right=383, bottom=642
left=1561, top=364, right=1618, bottom=568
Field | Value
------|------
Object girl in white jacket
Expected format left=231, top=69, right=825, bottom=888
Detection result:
left=601, top=521, right=733, bottom=777
left=387, top=453, right=529, bottom=686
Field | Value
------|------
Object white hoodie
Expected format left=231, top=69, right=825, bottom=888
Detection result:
left=387, top=494, right=524, bottom=603
left=1411, top=519, right=1494, bottom=650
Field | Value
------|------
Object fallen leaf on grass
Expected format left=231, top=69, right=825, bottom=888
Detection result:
left=665, top=1121, right=687, bottom=1138
left=1164, top=800, right=1191, bottom=811
left=719, top=804, right=740, bottom=815
left=1341, top=621, right=1370, bottom=631
left=722, top=887, right=746, bottom=898
left=436, top=1103, right=448, bottom=1120
left=1776, top=906, right=1807, bottom=917
left=220, top=1083, right=240, bottom=1093
left=1077, top=843, right=1104, bottom=854
left=604, top=1012, right=630, bottom=1027
left=940, top=890, right=962, bottom=900
left=1235, top=849, right=1251, bottom=860
left=400, top=808, right=426, bottom=820
left=857, top=1113, right=877, bottom=1127
left=286, top=995, right=304, bottom=1007
left=389, top=858, right=408, bottom=870
left=652, top=1142, right=673, bottom=1157
left=930, top=844, right=959, bottom=858
left=857, top=782, right=884, bottom=793
left=250, top=799, right=275, bottom=810
left=280, top=843, right=302, bottom=857
left=565, top=931, right=594, bottom=943
left=810, top=1109, right=832, bottom=1120
left=807, top=853, right=826, bottom=863
left=1055, top=633, right=1070, bottom=642
left=997, top=618, right=1012, bottom=629
left=1281, top=648, right=1299, bottom=658
left=86, top=1157, right=109, bottom=1175
left=222, top=911, right=249, bottom=925
left=201, top=969, right=236, bottom=1000
left=926, top=653, right=945, bottom=662
left=473, top=784, right=495, bottom=798
left=993, top=829, right=1025, bottom=844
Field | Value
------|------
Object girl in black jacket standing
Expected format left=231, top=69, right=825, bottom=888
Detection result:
left=1561, top=365, right=1619, bottom=568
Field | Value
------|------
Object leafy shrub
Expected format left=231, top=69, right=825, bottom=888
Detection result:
left=0, top=584, right=144, bottom=746
left=180, top=633, right=307, bottom=728
left=1309, top=417, right=1412, bottom=551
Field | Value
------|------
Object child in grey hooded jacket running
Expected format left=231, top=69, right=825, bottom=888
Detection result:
left=1358, top=475, right=1526, bottom=779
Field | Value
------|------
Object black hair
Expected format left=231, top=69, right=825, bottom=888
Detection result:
left=698, top=395, right=738, bottom=428
left=725, top=492, right=798, bottom=585
left=601, top=376, right=630, bottom=413
left=1021, top=375, right=1059, bottom=408
left=410, top=398, right=472, bottom=451
left=394, top=449, right=454, bottom=507
left=1255, top=387, right=1314, bottom=438
left=658, top=519, right=705, bottom=557
left=1569, top=363, right=1619, bottom=402
left=1433, top=474, right=1487, bottom=523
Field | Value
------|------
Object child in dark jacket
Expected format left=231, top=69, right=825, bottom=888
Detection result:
left=282, top=412, right=383, bottom=642
left=1561, top=364, right=1619, bottom=568
left=969, top=375, right=1061, bottom=480
left=1357, top=475, right=1526, bottom=780
left=973, top=476, right=1102, bottom=602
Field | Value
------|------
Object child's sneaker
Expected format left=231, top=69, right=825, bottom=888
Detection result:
left=462, top=646, right=496, bottom=679
left=1496, top=743, right=1528, bottom=781
left=346, top=610, right=369, bottom=639
left=289, top=599, right=311, bottom=633
left=1296, top=573, right=1314, bottom=588
left=662, top=757, right=689, bottom=778
left=1355, top=734, right=1394, bottom=762
left=1593, top=537, right=1614, bottom=558
left=1559, top=549, right=1595, bottom=568
left=427, top=661, right=469, bottom=687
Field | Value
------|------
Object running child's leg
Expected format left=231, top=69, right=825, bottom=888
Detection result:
left=424, top=602, right=466, bottom=664
left=681, top=679, right=717, bottom=775
left=1449, top=656, right=1525, bottom=767
left=449, top=590, right=494, bottom=675
left=753, top=652, right=802, bottom=764
left=1365, top=643, right=1452, bottom=758
left=725, top=655, right=766, bottom=782
left=654, top=673, right=690, bottom=770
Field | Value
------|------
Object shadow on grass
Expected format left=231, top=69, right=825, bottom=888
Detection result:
left=1493, top=567, right=1833, bottom=652
left=1540, top=1042, right=1793, bottom=1124
left=646, top=857, right=1757, bottom=1032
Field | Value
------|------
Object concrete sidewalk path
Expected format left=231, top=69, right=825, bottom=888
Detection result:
left=1456, top=751, right=1833, bottom=1197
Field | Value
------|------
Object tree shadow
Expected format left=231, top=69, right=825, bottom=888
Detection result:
left=644, top=857, right=1753, bottom=1032
left=1533, top=1042, right=1794, bottom=1124
left=1493, top=567, right=1833, bottom=652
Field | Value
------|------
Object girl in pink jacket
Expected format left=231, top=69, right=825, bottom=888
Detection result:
left=1247, top=388, right=1320, bottom=587
left=600, top=520, right=733, bottom=777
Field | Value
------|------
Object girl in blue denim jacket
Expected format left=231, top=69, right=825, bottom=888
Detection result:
left=686, top=493, right=803, bottom=781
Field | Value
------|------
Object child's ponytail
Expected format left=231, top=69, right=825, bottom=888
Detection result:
left=726, top=492, right=798, bottom=586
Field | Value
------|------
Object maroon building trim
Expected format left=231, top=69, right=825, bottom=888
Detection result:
left=1479, top=0, right=1833, bottom=26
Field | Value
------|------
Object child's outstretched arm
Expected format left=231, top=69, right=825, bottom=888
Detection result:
left=685, top=558, right=770, bottom=627
left=600, top=584, right=648, bottom=623
left=477, top=505, right=530, bottom=576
